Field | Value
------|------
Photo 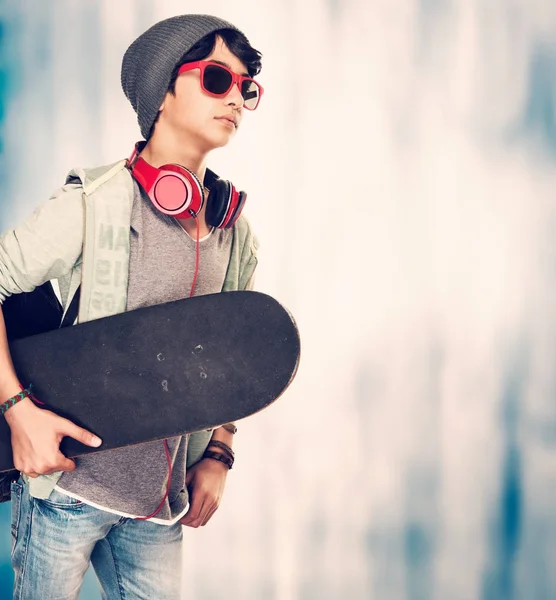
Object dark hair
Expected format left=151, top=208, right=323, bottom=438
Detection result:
left=168, top=28, right=262, bottom=95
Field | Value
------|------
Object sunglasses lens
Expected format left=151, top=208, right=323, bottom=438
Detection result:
left=242, top=80, right=260, bottom=109
left=203, top=64, right=233, bottom=95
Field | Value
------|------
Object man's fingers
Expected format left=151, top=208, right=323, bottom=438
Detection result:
left=184, top=496, right=212, bottom=528
left=60, top=420, right=102, bottom=448
left=201, top=504, right=218, bottom=526
left=182, top=494, right=206, bottom=527
left=182, top=501, right=201, bottom=525
left=56, top=454, right=76, bottom=473
left=194, top=498, right=213, bottom=527
left=19, top=454, right=75, bottom=476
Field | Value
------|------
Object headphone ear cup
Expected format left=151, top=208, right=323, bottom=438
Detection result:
left=206, top=179, right=232, bottom=228
left=224, top=191, right=247, bottom=229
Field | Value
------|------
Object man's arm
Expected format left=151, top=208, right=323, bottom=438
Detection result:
left=0, top=305, right=102, bottom=476
left=179, top=424, right=233, bottom=528
left=0, top=185, right=102, bottom=476
left=0, top=183, right=84, bottom=301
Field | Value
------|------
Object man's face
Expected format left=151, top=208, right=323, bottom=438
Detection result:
left=158, top=36, right=249, bottom=151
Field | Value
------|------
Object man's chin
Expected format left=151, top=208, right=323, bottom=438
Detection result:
left=203, top=131, right=235, bottom=151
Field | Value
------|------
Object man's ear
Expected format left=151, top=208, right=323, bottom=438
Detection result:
left=158, top=91, right=169, bottom=113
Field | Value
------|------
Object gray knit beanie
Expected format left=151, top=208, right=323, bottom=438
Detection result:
left=121, top=14, right=242, bottom=139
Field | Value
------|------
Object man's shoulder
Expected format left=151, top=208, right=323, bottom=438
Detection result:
left=65, top=159, right=129, bottom=195
left=233, top=215, right=259, bottom=253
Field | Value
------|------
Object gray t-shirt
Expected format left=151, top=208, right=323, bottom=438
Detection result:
left=57, top=181, right=233, bottom=524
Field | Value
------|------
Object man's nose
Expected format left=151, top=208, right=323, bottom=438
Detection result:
left=226, top=82, right=243, bottom=107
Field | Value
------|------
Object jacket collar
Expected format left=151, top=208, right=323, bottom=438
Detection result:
left=65, top=159, right=129, bottom=195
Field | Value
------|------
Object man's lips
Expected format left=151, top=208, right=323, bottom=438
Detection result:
left=215, top=115, right=238, bottom=128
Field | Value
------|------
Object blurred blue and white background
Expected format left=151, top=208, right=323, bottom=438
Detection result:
left=1, top=0, right=556, bottom=598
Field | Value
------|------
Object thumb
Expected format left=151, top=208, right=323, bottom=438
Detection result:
left=59, top=419, right=102, bottom=448
left=56, top=453, right=77, bottom=473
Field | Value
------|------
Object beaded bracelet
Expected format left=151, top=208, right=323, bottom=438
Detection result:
left=203, top=450, right=234, bottom=470
left=0, top=384, right=34, bottom=416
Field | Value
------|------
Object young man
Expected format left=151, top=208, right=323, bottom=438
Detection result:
left=0, top=14, right=263, bottom=599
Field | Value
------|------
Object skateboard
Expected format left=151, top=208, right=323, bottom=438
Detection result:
left=0, top=288, right=300, bottom=473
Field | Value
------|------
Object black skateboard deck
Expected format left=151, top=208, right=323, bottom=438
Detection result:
left=0, top=290, right=300, bottom=472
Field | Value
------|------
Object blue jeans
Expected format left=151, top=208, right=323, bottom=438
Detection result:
left=10, top=478, right=183, bottom=600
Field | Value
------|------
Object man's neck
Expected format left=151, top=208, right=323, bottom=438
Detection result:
left=141, top=132, right=207, bottom=183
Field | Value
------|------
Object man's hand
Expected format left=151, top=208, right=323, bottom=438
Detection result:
left=180, top=457, right=229, bottom=528
left=5, top=397, right=102, bottom=477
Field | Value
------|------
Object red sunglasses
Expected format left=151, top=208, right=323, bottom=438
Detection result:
left=178, top=60, right=264, bottom=110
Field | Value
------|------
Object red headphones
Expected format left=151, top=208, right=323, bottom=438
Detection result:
left=126, top=142, right=247, bottom=229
